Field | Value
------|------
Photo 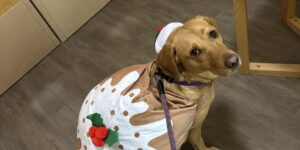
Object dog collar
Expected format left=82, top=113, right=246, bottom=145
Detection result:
left=155, top=67, right=206, bottom=87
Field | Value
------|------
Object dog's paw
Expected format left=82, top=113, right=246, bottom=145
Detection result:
left=192, top=145, right=220, bottom=150
left=207, top=146, right=220, bottom=150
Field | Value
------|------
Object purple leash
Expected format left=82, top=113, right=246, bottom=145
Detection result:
left=155, top=73, right=177, bottom=150
left=155, top=68, right=205, bottom=150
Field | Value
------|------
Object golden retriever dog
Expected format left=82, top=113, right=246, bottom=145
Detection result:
left=77, top=16, right=240, bottom=150
left=155, top=16, right=241, bottom=150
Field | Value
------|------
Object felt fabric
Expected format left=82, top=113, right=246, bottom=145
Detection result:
left=77, top=61, right=209, bottom=150
left=155, top=22, right=183, bottom=53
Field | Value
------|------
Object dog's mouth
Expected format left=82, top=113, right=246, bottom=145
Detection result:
left=186, top=66, right=239, bottom=83
left=181, top=71, right=217, bottom=83
left=218, top=66, right=240, bottom=76
left=195, top=71, right=219, bottom=82
left=203, top=64, right=240, bottom=78
left=228, top=64, right=240, bottom=73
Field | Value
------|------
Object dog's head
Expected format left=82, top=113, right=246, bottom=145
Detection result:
left=156, top=16, right=241, bottom=82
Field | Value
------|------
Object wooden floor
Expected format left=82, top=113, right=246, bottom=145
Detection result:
left=0, top=0, right=300, bottom=149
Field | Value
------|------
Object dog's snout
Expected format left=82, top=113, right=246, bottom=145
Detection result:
left=225, top=54, right=239, bottom=69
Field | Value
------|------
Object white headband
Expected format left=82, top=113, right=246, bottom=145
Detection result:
left=155, top=22, right=183, bottom=53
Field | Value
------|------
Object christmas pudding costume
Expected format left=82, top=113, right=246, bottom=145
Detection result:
left=77, top=23, right=210, bottom=150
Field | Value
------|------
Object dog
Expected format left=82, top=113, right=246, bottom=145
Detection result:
left=76, top=16, right=241, bottom=150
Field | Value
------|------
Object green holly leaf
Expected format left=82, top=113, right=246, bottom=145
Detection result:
left=86, top=113, right=104, bottom=127
left=105, top=129, right=119, bottom=147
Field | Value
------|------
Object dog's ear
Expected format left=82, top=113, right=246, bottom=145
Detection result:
left=195, top=16, right=219, bottom=28
left=156, top=43, right=182, bottom=81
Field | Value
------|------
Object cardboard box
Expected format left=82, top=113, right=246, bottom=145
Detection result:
left=32, top=0, right=110, bottom=41
left=0, top=0, right=60, bottom=95
left=0, top=0, right=20, bottom=16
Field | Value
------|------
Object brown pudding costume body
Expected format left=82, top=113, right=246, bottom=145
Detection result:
left=77, top=16, right=241, bottom=150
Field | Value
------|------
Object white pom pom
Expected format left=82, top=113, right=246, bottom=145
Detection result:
left=155, top=22, right=183, bottom=54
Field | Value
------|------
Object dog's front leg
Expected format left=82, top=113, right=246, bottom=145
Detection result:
left=188, top=106, right=217, bottom=150
left=187, top=91, right=219, bottom=150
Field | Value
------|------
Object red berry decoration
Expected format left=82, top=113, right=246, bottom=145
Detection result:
left=92, top=137, right=105, bottom=147
left=86, top=113, right=119, bottom=147
left=95, top=127, right=108, bottom=139
left=88, top=126, right=97, bottom=138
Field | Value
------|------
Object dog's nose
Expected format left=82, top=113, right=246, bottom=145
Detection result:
left=225, top=54, right=239, bottom=69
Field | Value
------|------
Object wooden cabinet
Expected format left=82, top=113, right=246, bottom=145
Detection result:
left=0, top=0, right=110, bottom=95
left=0, top=0, right=60, bottom=94
left=32, top=0, right=110, bottom=41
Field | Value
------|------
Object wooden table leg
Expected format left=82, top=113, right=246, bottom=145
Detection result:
left=282, top=0, right=300, bottom=36
left=232, top=0, right=300, bottom=77
left=232, top=0, right=250, bottom=74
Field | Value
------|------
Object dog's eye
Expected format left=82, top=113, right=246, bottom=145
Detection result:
left=190, top=48, right=202, bottom=56
left=209, top=30, right=218, bottom=39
